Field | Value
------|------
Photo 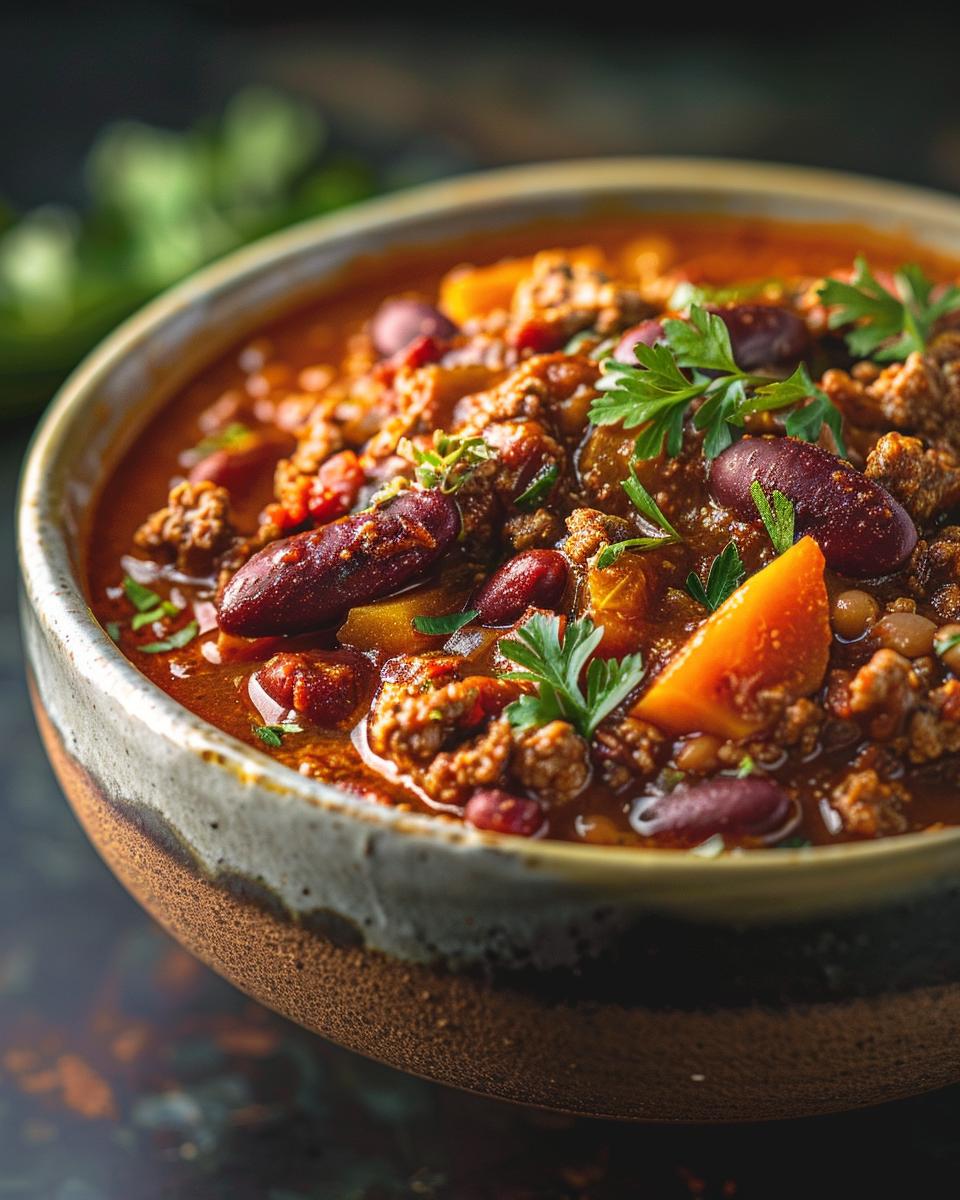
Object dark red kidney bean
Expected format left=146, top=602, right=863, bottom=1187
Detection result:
left=634, top=777, right=794, bottom=843
left=252, top=649, right=369, bottom=727
left=464, top=788, right=545, bottom=837
left=188, top=431, right=293, bottom=492
left=710, top=436, right=917, bottom=578
left=709, top=304, right=810, bottom=371
left=613, top=319, right=665, bottom=364
left=219, top=489, right=461, bottom=636
left=370, top=299, right=458, bottom=358
left=474, top=550, right=568, bottom=627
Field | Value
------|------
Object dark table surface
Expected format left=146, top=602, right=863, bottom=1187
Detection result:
left=4, top=420, right=960, bottom=1199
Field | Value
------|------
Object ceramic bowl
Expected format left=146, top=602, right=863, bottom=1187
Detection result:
left=19, top=159, right=960, bottom=1121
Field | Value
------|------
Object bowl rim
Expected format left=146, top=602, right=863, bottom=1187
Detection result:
left=18, top=155, right=960, bottom=876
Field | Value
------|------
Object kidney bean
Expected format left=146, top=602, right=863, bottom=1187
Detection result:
left=464, top=788, right=545, bottom=837
left=613, top=319, right=665, bottom=364
left=710, top=436, right=917, bottom=578
left=188, top=431, right=293, bottom=492
left=634, top=776, right=795, bottom=844
left=218, top=489, right=460, bottom=637
left=252, top=649, right=369, bottom=727
left=370, top=299, right=458, bottom=358
left=709, top=304, right=810, bottom=371
left=474, top=550, right=568, bottom=627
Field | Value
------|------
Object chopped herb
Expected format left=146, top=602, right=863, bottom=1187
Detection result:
left=105, top=621, right=121, bottom=642
left=669, top=277, right=787, bottom=310
left=123, top=575, right=163, bottom=613
left=412, top=609, right=478, bottom=636
left=398, top=431, right=493, bottom=494
left=750, top=481, right=795, bottom=556
left=934, top=630, right=960, bottom=658
left=138, top=620, right=199, bottom=655
left=596, top=537, right=674, bottom=570
left=130, top=600, right=180, bottom=631
left=778, top=835, right=813, bottom=849
left=597, top=465, right=681, bottom=569
left=515, top=462, right=559, bottom=510
left=366, top=476, right=410, bottom=509
left=685, top=541, right=745, bottom=611
left=252, top=721, right=304, bottom=748
left=590, top=304, right=844, bottom=460
left=498, top=612, right=645, bottom=739
left=622, top=466, right=681, bottom=540
left=189, top=422, right=250, bottom=460
left=736, top=754, right=757, bottom=778
left=564, top=329, right=596, bottom=354
left=818, top=257, right=960, bottom=362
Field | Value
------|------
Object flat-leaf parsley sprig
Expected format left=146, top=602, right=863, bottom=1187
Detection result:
left=596, top=465, right=682, bottom=569
left=498, top=612, right=645, bottom=739
left=818, top=257, right=960, bottom=363
left=590, top=305, right=844, bottom=461
left=685, top=541, right=745, bottom=611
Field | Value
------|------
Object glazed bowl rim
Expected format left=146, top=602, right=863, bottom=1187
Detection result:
left=18, top=155, right=960, bottom=875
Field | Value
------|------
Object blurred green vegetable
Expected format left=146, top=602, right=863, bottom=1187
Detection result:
left=0, top=88, right=377, bottom=414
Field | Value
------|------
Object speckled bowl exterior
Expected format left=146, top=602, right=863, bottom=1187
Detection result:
left=18, top=160, right=960, bottom=1121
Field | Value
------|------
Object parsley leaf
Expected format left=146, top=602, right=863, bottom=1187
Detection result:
left=515, top=462, right=559, bottom=510
left=818, top=257, right=960, bottom=362
left=750, top=481, right=795, bottom=555
left=412, top=609, right=478, bottom=636
left=130, top=600, right=180, bottom=631
left=591, top=305, right=844, bottom=460
left=123, top=575, right=163, bottom=613
left=139, top=620, right=199, bottom=655
left=498, top=612, right=645, bottom=739
left=596, top=537, right=673, bottom=570
left=398, top=431, right=493, bottom=494
left=622, top=466, right=681, bottom=540
left=685, top=541, right=745, bottom=611
left=105, top=621, right=121, bottom=642
left=252, top=722, right=304, bottom=748
left=598, top=465, right=682, bottom=569
left=736, top=754, right=757, bottom=778
left=934, top=630, right=960, bottom=658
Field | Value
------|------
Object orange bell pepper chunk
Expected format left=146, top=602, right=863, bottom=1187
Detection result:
left=439, top=246, right=608, bottom=324
left=631, top=536, right=830, bottom=739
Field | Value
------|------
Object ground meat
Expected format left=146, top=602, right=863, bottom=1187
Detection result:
left=452, top=353, right=598, bottom=440
left=134, top=480, right=235, bottom=576
left=503, top=506, right=565, bottom=551
left=774, top=698, right=825, bottom=755
left=509, top=252, right=652, bottom=344
left=908, top=527, right=960, bottom=620
left=511, top=720, right=591, bottom=803
left=864, top=431, right=960, bottom=524
left=908, top=680, right=960, bottom=762
left=846, top=649, right=921, bottom=740
left=830, top=769, right=910, bottom=837
left=366, top=655, right=519, bottom=802
left=593, top=716, right=665, bottom=789
left=821, top=332, right=960, bottom=447
left=420, top=718, right=513, bottom=806
left=563, top=507, right=632, bottom=565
